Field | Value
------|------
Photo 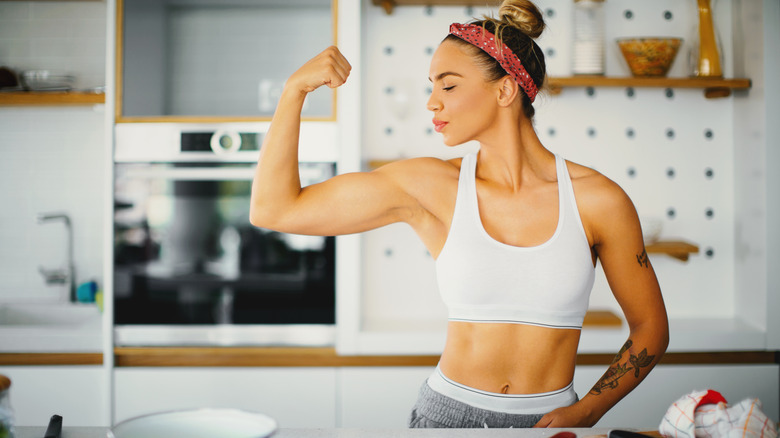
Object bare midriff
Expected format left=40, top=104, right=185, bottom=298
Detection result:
left=438, top=321, right=581, bottom=395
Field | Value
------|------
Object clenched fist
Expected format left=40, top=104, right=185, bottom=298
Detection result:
left=286, top=46, right=352, bottom=94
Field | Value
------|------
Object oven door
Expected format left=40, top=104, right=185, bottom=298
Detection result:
left=113, top=162, right=336, bottom=347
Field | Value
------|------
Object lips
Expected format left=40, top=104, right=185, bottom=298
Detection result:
left=432, top=119, right=448, bottom=133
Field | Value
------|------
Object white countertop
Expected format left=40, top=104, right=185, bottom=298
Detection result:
left=13, top=426, right=624, bottom=438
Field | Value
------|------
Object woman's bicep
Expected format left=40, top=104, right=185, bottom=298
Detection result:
left=251, top=168, right=415, bottom=236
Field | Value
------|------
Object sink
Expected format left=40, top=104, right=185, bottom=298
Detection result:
left=0, top=303, right=103, bottom=352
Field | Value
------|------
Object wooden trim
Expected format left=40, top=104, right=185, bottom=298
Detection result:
left=115, top=115, right=334, bottom=124
left=547, top=76, right=751, bottom=90
left=0, top=91, right=105, bottom=106
left=114, top=347, right=779, bottom=368
left=0, top=353, right=103, bottom=366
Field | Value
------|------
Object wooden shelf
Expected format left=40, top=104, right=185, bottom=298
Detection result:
left=547, top=76, right=751, bottom=99
left=0, top=91, right=105, bottom=106
left=646, top=240, right=699, bottom=262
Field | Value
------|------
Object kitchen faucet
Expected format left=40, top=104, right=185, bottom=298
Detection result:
left=36, top=212, right=76, bottom=302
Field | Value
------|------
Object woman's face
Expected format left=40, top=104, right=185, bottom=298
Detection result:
left=427, top=40, right=501, bottom=147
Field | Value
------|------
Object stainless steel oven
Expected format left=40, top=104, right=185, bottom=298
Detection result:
left=113, top=123, right=338, bottom=346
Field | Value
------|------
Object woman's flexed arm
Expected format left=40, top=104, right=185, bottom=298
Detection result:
left=250, top=46, right=419, bottom=236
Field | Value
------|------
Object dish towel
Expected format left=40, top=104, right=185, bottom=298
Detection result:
left=659, top=389, right=778, bottom=438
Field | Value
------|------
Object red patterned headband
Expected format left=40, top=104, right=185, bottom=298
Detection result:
left=448, top=23, right=539, bottom=103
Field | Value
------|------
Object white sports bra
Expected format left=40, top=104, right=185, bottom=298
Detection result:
left=435, top=152, right=595, bottom=330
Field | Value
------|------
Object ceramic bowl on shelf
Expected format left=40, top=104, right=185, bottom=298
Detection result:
left=108, top=408, right=277, bottom=438
left=20, top=70, right=75, bottom=91
left=640, top=217, right=664, bottom=245
left=616, top=37, right=683, bottom=77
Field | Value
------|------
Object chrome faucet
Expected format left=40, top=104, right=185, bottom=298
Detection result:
left=36, top=212, right=76, bottom=302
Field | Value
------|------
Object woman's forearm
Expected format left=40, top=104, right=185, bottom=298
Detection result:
left=577, top=324, right=669, bottom=425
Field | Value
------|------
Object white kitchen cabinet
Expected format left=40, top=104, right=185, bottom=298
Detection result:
left=113, top=368, right=337, bottom=428
left=0, top=366, right=107, bottom=427
left=338, top=367, right=433, bottom=428
left=336, top=365, right=780, bottom=428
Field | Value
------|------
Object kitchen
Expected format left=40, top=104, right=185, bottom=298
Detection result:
left=0, top=0, right=778, bottom=435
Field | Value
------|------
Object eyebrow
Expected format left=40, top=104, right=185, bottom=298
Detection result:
left=428, top=71, right=464, bottom=82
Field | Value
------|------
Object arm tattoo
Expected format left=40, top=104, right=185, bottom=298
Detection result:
left=589, top=339, right=656, bottom=396
left=636, top=248, right=649, bottom=268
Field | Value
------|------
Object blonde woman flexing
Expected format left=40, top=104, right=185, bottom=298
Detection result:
left=250, top=0, right=668, bottom=428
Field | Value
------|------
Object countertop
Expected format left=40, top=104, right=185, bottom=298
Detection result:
left=13, top=426, right=633, bottom=438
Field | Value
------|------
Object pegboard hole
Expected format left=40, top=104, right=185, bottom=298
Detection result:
left=663, top=11, right=673, bottom=20
left=384, top=86, right=394, bottom=95
left=666, top=128, right=675, bottom=139
left=666, top=207, right=676, bottom=219
left=705, top=168, right=715, bottom=179
left=426, top=127, right=434, bottom=136
left=704, top=129, right=714, bottom=140
left=424, top=6, right=434, bottom=16
left=548, top=127, right=557, bottom=137
left=545, top=8, right=555, bottom=18
left=587, top=127, right=597, bottom=138
left=705, top=247, right=715, bottom=258
left=665, top=88, right=675, bottom=99
left=666, top=167, right=676, bottom=179
left=624, top=10, right=634, bottom=20
left=626, top=128, right=635, bottom=139
left=546, top=47, right=556, bottom=58
left=586, top=87, right=596, bottom=97
left=385, top=127, right=393, bottom=136
left=465, top=6, right=474, bottom=16
left=705, top=208, right=714, bottom=219
left=425, top=46, right=434, bottom=56
left=627, top=167, right=636, bottom=178
left=383, top=46, right=394, bottom=56
left=384, top=248, right=394, bottom=257
left=425, top=86, right=432, bottom=95
left=626, top=87, right=636, bottom=98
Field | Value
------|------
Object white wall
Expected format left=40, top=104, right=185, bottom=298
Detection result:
left=0, top=2, right=107, bottom=301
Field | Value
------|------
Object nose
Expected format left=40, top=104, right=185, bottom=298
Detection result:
left=426, top=89, right=440, bottom=112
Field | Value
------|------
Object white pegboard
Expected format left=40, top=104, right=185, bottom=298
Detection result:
left=360, top=0, right=738, bottom=327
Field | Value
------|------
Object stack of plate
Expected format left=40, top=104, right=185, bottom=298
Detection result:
left=572, top=0, right=605, bottom=75
left=20, top=70, right=75, bottom=91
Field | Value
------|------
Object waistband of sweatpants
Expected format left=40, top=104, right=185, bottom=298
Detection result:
left=426, top=365, right=577, bottom=415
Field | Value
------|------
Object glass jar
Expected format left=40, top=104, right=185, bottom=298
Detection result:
left=0, top=375, right=14, bottom=438
left=572, top=0, right=606, bottom=75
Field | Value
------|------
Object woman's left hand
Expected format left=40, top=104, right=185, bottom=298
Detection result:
left=533, top=403, right=595, bottom=428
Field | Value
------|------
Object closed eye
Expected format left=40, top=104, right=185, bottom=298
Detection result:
left=443, top=86, right=456, bottom=91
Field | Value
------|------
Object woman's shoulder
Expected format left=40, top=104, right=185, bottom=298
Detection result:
left=372, top=156, right=463, bottom=182
left=564, top=158, right=635, bottom=212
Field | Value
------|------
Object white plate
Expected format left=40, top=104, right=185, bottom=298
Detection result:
left=108, top=408, right=277, bottom=438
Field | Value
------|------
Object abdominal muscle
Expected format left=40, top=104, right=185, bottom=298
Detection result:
left=438, top=321, right=581, bottom=395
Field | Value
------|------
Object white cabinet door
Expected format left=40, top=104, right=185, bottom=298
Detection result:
left=0, top=366, right=107, bottom=427
left=114, top=367, right=337, bottom=428
left=574, top=364, right=780, bottom=428
left=338, top=367, right=434, bottom=428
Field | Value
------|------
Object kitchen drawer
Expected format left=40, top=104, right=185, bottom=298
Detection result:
left=113, top=367, right=337, bottom=428
left=0, top=366, right=107, bottom=427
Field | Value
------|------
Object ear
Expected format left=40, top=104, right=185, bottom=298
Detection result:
left=496, top=75, right=520, bottom=107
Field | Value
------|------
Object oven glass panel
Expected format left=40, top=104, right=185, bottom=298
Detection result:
left=113, top=163, right=335, bottom=325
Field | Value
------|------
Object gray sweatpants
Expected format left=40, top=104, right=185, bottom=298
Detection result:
left=408, top=380, right=546, bottom=428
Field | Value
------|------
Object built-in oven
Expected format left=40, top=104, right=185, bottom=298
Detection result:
left=113, top=123, right=339, bottom=346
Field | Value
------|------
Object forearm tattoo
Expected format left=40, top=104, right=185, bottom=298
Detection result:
left=636, top=248, right=649, bottom=268
left=589, top=339, right=656, bottom=396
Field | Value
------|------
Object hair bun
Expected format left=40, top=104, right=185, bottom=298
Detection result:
left=498, top=0, right=545, bottom=39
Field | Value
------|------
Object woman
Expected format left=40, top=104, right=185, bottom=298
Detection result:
left=250, top=0, right=669, bottom=428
